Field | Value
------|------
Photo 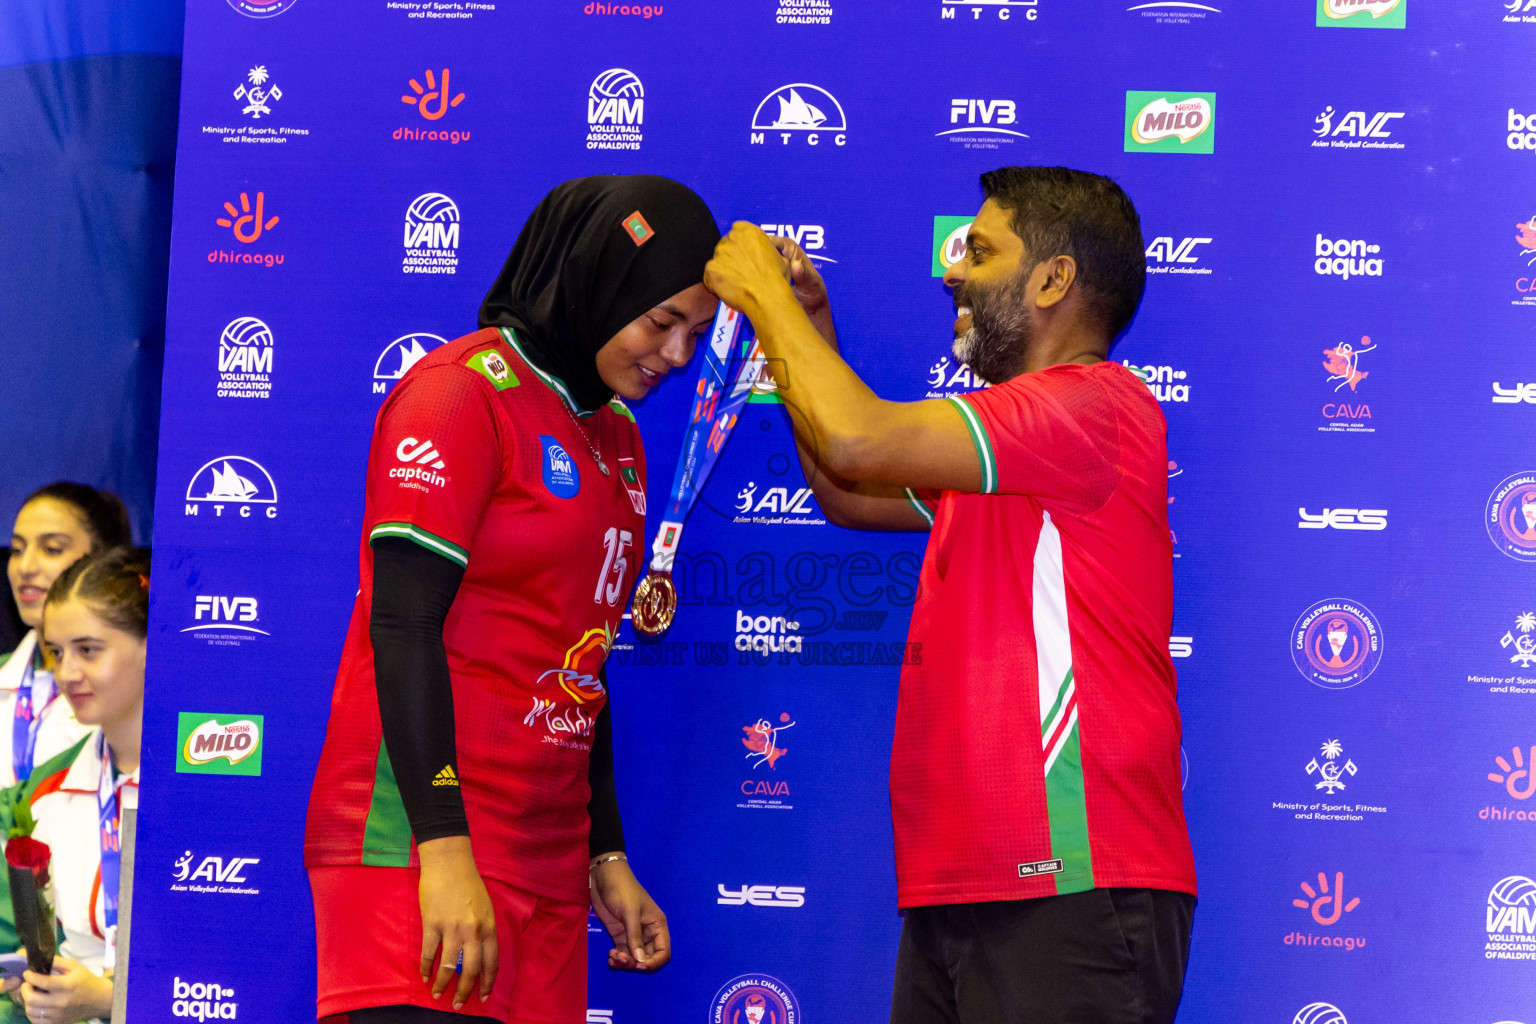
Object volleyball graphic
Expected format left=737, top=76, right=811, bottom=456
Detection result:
left=1293, top=1003, right=1347, bottom=1024
left=590, top=68, right=643, bottom=102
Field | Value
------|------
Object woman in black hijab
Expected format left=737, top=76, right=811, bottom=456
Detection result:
left=306, top=176, right=719, bottom=1024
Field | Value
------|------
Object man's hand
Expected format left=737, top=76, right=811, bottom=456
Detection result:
left=768, top=236, right=834, bottom=346
left=18, top=957, right=112, bottom=1024
left=417, top=835, right=498, bottom=1010
left=590, top=857, right=671, bottom=973
left=704, top=223, right=799, bottom=321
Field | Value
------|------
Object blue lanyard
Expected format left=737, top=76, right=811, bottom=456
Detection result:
left=97, top=733, right=122, bottom=938
left=12, top=648, right=56, bottom=781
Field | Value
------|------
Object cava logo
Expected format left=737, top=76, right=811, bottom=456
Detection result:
left=1127, top=0, right=1221, bottom=22
left=396, top=68, right=469, bottom=145
left=1294, top=1004, right=1347, bottom=1024
left=1318, top=0, right=1404, bottom=27
left=711, top=975, right=800, bottom=1024
left=925, top=355, right=987, bottom=398
left=1124, top=92, right=1215, bottom=153
left=209, top=191, right=284, bottom=267
left=1145, top=235, right=1211, bottom=275
left=1292, top=599, right=1383, bottom=689
left=717, top=884, right=806, bottom=907
left=739, top=714, right=794, bottom=810
left=1124, top=362, right=1191, bottom=403
left=403, top=193, right=459, bottom=274
left=217, top=317, right=273, bottom=399
left=172, top=850, right=260, bottom=893
left=1298, top=508, right=1388, bottom=531
left=172, top=977, right=238, bottom=1021
left=185, top=596, right=266, bottom=635
left=751, top=84, right=847, bottom=146
left=373, top=332, right=448, bottom=393
left=736, top=610, right=803, bottom=654
left=587, top=69, right=643, bottom=151
left=1515, top=215, right=1536, bottom=306
left=176, top=713, right=264, bottom=776
left=1319, top=335, right=1376, bottom=433
left=1486, top=876, right=1536, bottom=958
left=938, top=99, right=1026, bottom=149
left=226, top=0, right=294, bottom=17
left=234, top=66, right=282, bottom=119
left=940, top=0, right=1039, bottom=21
left=760, top=224, right=835, bottom=263
left=1314, top=235, right=1384, bottom=279
left=1487, top=471, right=1536, bottom=560
left=932, top=215, right=973, bottom=276
left=184, top=457, right=277, bottom=519
left=1312, top=106, right=1404, bottom=149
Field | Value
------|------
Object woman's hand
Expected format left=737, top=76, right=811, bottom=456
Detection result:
left=417, top=836, right=498, bottom=1010
left=18, top=957, right=111, bottom=1024
left=590, top=855, right=671, bottom=973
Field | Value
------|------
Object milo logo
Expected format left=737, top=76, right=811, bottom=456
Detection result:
left=177, top=713, right=264, bottom=776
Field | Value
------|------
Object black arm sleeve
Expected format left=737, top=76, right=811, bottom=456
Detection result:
left=370, top=536, right=470, bottom=844
left=587, top=673, right=625, bottom=857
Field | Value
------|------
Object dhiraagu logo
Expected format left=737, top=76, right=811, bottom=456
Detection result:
left=177, top=713, right=264, bottom=776
left=1124, top=92, right=1216, bottom=154
left=1317, top=0, right=1404, bottom=28
left=933, top=216, right=973, bottom=276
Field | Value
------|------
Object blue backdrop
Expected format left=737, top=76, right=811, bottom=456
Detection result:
left=133, top=1, right=1536, bottom=1023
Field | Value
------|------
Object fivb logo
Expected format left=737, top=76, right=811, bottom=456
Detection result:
left=374, top=332, right=447, bottom=394
left=1486, top=875, right=1536, bottom=958
left=760, top=225, right=835, bottom=264
left=185, top=596, right=266, bottom=635
left=1318, top=0, right=1404, bottom=27
left=184, top=457, right=277, bottom=519
left=1298, top=508, right=1388, bottom=531
left=587, top=69, right=643, bottom=151
left=403, top=193, right=459, bottom=275
left=172, top=977, right=237, bottom=1021
left=940, top=0, right=1039, bottom=22
left=939, top=99, right=1027, bottom=147
left=1124, top=92, right=1215, bottom=154
left=1312, top=106, right=1405, bottom=149
left=717, top=884, right=806, bottom=907
left=1314, top=235, right=1384, bottom=279
left=751, top=84, right=847, bottom=147
left=1294, top=1004, right=1347, bottom=1024
left=217, top=317, right=273, bottom=399
left=1144, top=236, right=1211, bottom=275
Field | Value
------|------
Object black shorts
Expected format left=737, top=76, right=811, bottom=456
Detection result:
left=890, top=887, right=1195, bottom=1024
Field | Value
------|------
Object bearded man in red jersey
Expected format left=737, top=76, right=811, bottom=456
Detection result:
left=706, top=166, right=1197, bottom=1024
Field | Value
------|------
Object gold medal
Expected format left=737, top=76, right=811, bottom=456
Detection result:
left=631, top=570, right=677, bottom=637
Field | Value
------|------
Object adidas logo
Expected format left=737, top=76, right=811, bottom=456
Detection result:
left=396, top=437, right=446, bottom=470
left=432, top=765, right=459, bottom=787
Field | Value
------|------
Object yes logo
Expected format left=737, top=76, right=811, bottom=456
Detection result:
left=402, top=69, right=464, bottom=120
left=1318, top=0, right=1404, bottom=28
left=1124, top=92, right=1215, bottom=153
left=717, top=884, right=806, bottom=907
left=1297, top=508, right=1388, bottom=531
left=216, top=192, right=278, bottom=244
left=1293, top=872, right=1361, bottom=925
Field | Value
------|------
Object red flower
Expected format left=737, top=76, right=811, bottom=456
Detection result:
left=6, top=836, right=51, bottom=887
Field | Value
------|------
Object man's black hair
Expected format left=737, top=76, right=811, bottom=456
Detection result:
left=978, top=166, right=1146, bottom=340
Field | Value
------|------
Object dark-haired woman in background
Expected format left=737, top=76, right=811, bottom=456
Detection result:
left=4, top=547, right=149, bottom=1024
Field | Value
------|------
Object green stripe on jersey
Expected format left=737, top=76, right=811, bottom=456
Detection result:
left=1044, top=721, right=1095, bottom=894
left=498, top=327, right=593, bottom=417
left=362, top=742, right=413, bottom=867
left=370, top=523, right=468, bottom=568
left=903, top=487, right=936, bottom=527
left=944, top=395, right=997, bottom=493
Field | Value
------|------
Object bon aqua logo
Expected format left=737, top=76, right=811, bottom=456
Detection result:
left=1124, top=92, right=1215, bottom=154
left=1291, top=599, right=1383, bottom=689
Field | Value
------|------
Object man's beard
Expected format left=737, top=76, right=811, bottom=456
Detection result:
left=952, top=268, right=1033, bottom=385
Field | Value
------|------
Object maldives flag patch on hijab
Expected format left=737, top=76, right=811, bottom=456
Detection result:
left=623, top=210, right=654, bottom=247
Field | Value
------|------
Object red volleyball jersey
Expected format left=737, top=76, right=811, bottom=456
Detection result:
left=305, top=328, right=648, bottom=901
left=892, top=361, right=1196, bottom=908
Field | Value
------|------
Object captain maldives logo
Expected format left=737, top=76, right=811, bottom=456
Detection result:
left=1318, top=0, right=1404, bottom=28
left=1291, top=598, right=1383, bottom=689
left=1124, top=92, right=1215, bottom=154
left=177, top=713, right=264, bottom=776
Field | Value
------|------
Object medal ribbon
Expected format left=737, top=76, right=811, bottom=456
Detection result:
left=648, top=303, right=766, bottom=574
left=12, top=646, right=57, bottom=782
left=97, top=732, right=123, bottom=968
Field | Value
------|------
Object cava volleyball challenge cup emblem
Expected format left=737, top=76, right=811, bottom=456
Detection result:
left=632, top=303, right=768, bottom=636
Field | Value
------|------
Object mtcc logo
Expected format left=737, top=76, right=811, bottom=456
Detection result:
left=1485, top=471, right=1536, bottom=560
left=940, top=0, right=1039, bottom=21
left=373, top=332, right=448, bottom=393
left=184, top=457, right=277, bottom=519
left=587, top=69, right=643, bottom=151
left=1293, top=1004, right=1347, bottom=1024
left=1486, top=875, right=1536, bottom=959
left=717, top=884, right=806, bottom=907
left=1315, top=235, right=1384, bottom=279
left=1317, top=0, right=1404, bottom=27
left=1297, top=508, right=1387, bottom=531
left=1124, top=92, right=1216, bottom=154
left=234, top=66, right=281, bottom=119
left=751, top=84, right=846, bottom=146
left=217, top=316, right=273, bottom=399
left=1293, top=871, right=1361, bottom=925
left=403, top=193, right=459, bottom=275
left=1292, top=600, right=1383, bottom=688
left=711, top=974, right=800, bottom=1024
left=1489, top=746, right=1536, bottom=799
left=1501, top=612, right=1536, bottom=667
left=1312, top=106, right=1404, bottom=149
left=1306, top=739, right=1359, bottom=793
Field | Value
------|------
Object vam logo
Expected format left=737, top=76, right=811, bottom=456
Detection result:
left=184, top=457, right=277, bottom=519
left=172, top=850, right=260, bottom=888
left=1312, top=106, right=1405, bottom=149
left=209, top=192, right=284, bottom=268
left=587, top=69, right=643, bottom=151
left=776, top=0, right=831, bottom=24
left=759, top=224, right=835, bottom=264
left=932, top=215, right=973, bottom=276
left=751, top=84, right=846, bottom=146
left=1315, top=235, right=1384, bottom=279
left=1123, top=362, right=1191, bottom=403
left=1124, top=92, right=1215, bottom=154
left=1513, top=215, right=1536, bottom=306
left=1294, top=1004, right=1347, bottom=1024
left=717, top=884, right=806, bottom=907
left=373, top=332, right=448, bottom=394
left=234, top=66, right=281, bottom=119
left=172, top=977, right=238, bottom=1021
left=924, top=355, right=987, bottom=398
left=1486, top=875, right=1536, bottom=958
left=540, top=435, right=580, bottom=498
left=1501, top=612, right=1536, bottom=667
left=1291, top=599, right=1383, bottom=689
left=176, top=713, right=264, bottom=776
left=403, top=193, right=459, bottom=275
left=1298, top=508, right=1388, bottom=531
left=396, top=68, right=469, bottom=145
left=1486, top=471, right=1536, bottom=560
left=1318, top=0, right=1404, bottom=27
left=185, top=596, right=267, bottom=635
left=226, top=0, right=294, bottom=17
left=743, top=714, right=793, bottom=769
left=940, top=0, right=1039, bottom=21
left=1126, top=0, right=1220, bottom=22
left=217, top=317, right=273, bottom=399
left=938, top=99, right=1026, bottom=150
left=711, top=975, right=801, bottom=1024
left=1306, top=739, right=1359, bottom=793
left=1144, top=236, right=1211, bottom=275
